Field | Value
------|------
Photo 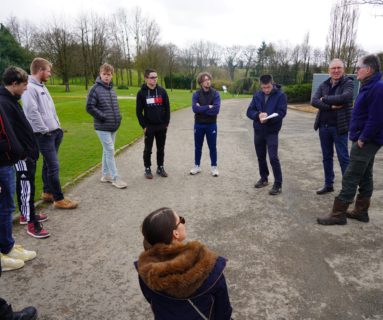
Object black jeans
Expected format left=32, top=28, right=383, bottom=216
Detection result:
left=143, top=127, right=167, bottom=168
left=35, top=129, right=64, bottom=201
left=254, top=131, right=282, bottom=187
left=338, top=141, right=381, bottom=202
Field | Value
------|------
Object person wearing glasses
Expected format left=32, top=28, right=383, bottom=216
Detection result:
left=136, top=69, right=170, bottom=179
left=318, top=54, right=383, bottom=225
left=311, top=59, right=353, bottom=195
left=135, top=207, right=233, bottom=320
left=190, top=72, right=221, bottom=177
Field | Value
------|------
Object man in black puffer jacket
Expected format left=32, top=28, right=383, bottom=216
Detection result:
left=311, top=58, right=353, bottom=195
left=136, top=68, right=170, bottom=179
left=86, top=63, right=127, bottom=189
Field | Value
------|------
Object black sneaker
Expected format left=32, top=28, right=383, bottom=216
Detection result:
left=269, top=185, right=282, bottom=195
left=145, top=168, right=153, bottom=179
left=254, top=179, right=268, bottom=188
left=157, top=166, right=168, bottom=177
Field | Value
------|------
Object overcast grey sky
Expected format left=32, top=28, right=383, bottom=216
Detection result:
left=1, top=0, right=382, bottom=52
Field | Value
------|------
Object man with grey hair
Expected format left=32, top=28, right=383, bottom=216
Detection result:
left=318, top=54, right=383, bottom=225
left=311, top=58, right=353, bottom=195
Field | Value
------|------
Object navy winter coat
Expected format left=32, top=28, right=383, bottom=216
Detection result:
left=135, top=241, right=232, bottom=320
left=246, top=85, right=287, bottom=134
left=349, top=72, right=383, bottom=145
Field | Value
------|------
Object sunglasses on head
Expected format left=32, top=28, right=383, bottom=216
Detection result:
left=174, top=216, right=185, bottom=229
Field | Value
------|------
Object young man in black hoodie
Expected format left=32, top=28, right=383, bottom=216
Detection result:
left=0, top=67, right=40, bottom=272
left=136, top=69, right=170, bottom=179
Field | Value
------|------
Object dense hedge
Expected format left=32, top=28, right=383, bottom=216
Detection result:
left=164, top=74, right=195, bottom=90
left=283, top=83, right=312, bottom=103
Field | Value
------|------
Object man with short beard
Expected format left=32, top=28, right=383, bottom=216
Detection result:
left=22, top=58, right=78, bottom=209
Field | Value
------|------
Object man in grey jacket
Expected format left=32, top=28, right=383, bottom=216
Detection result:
left=22, top=58, right=78, bottom=209
left=311, top=59, right=353, bottom=195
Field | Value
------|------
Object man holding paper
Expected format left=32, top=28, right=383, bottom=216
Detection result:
left=246, top=74, right=287, bottom=195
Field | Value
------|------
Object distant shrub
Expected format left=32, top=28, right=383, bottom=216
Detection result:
left=164, top=74, right=194, bottom=90
left=117, top=85, right=129, bottom=90
left=229, top=78, right=254, bottom=95
left=212, top=79, right=232, bottom=92
left=283, top=83, right=312, bottom=103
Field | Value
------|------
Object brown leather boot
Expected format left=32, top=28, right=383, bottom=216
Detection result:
left=53, top=198, right=79, bottom=209
left=41, top=192, right=54, bottom=203
left=346, top=195, right=370, bottom=222
left=317, top=197, right=349, bottom=225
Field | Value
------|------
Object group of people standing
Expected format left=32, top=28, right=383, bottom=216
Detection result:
left=0, top=53, right=382, bottom=319
left=134, top=54, right=383, bottom=320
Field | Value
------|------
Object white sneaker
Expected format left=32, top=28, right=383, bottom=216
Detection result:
left=211, top=166, right=219, bottom=177
left=8, top=245, right=37, bottom=262
left=100, top=175, right=113, bottom=183
left=0, top=253, right=25, bottom=271
left=190, top=165, right=202, bottom=175
left=112, top=177, right=128, bottom=189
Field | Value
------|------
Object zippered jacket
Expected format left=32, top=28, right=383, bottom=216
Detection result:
left=311, top=75, right=353, bottom=135
left=21, top=76, right=60, bottom=134
left=349, top=71, right=383, bottom=144
left=86, top=77, right=122, bottom=132
left=135, top=241, right=232, bottom=320
left=246, top=84, right=287, bottom=134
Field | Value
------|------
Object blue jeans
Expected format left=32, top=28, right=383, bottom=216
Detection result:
left=194, top=123, right=217, bottom=166
left=96, top=130, right=118, bottom=179
left=35, top=129, right=64, bottom=201
left=254, top=131, right=282, bottom=187
left=319, top=126, right=349, bottom=187
left=0, top=166, right=16, bottom=254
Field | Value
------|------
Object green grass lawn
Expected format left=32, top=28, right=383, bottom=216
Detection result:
left=32, top=85, right=248, bottom=202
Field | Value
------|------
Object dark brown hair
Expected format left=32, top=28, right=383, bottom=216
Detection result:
left=2, top=66, right=28, bottom=85
left=142, top=207, right=177, bottom=246
left=144, top=68, right=157, bottom=78
left=197, top=72, right=212, bottom=85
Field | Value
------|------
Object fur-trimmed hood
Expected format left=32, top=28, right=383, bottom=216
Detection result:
left=137, top=241, right=218, bottom=299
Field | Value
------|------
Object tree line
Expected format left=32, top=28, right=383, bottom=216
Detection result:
left=1, top=1, right=381, bottom=93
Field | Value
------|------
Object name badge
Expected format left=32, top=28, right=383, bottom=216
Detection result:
left=146, top=98, right=155, bottom=104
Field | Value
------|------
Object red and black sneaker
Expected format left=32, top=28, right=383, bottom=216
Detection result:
left=20, top=213, right=48, bottom=225
left=27, top=222, right=50, bottom=239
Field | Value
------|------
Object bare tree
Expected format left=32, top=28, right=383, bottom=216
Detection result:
left=35, top=20, right=76, bottom=92
left=164, top=43, right=178, bottom=91
left=224, top=45, right=241, bottom=81
left=326, top=0, right=360, bottom=71
left=113, top=9, right=134, bottom=86
left=77, top=12, right=109, bottom=89
left=6, top=16, right=36, bottom=52
left=180, top=45, right=199, bottom=92
left=241, top=45, right=257, bottom=77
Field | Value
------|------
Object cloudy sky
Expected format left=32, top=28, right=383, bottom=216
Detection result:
left=1, top=0, right=382, bottom=52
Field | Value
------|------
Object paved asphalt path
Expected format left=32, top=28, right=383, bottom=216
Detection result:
left=1, top=99, right=382, bottom=320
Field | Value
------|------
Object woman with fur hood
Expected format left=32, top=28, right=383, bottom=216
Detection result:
left=135, top=207, right=233, bottom=320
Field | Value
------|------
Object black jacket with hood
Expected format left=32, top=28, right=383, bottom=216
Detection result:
left=0, top=86, right=39, bottom=166
left=136, top=84, right=170, bottom=129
